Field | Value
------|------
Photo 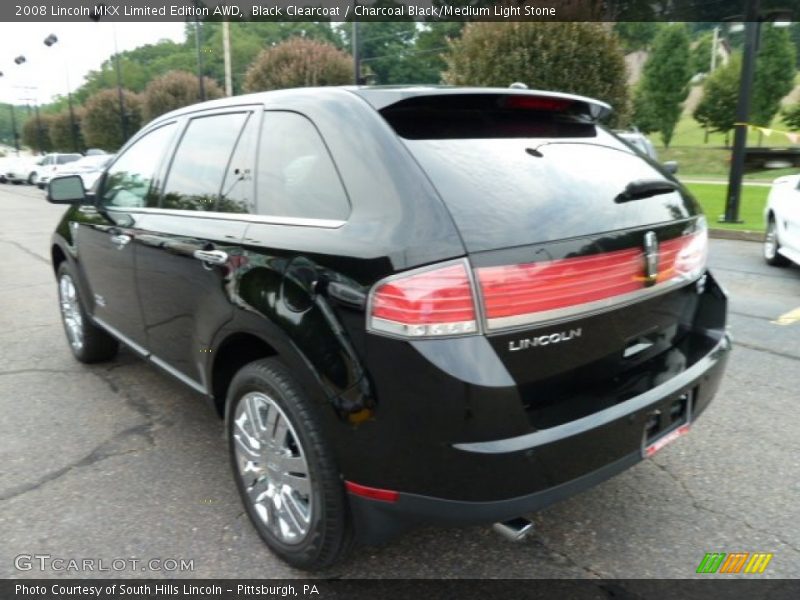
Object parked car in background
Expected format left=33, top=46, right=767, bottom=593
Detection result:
left=40, top=153, right=114, bottom=191
left=0, top=156, right=13, bottom=183
left=46, top=86, right=730, bottom=570
left=764, top=173, right=800, bottom=266
left=30, top=153, right=82, bottom=187
left=3, top=156, right=36, bottom=184
left=617, top=129, right=679, bottom=175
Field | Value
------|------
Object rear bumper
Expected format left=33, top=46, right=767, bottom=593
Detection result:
left=349, top=331, right=730, bottom=543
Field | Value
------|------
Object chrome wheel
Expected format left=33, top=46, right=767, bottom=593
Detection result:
left=58, top=274, right=84, bottom=351
left=765, top=221, right=778, bottom=260
left=233, top=392, right=312, bottom=545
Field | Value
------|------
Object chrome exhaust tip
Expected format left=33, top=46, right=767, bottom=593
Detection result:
left=492, top=517, right=534, bottom=542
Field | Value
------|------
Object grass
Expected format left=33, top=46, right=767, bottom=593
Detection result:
left=656, top=146, right=798, bottom=181
left=684, top=182, right=768, bottom=231
left=648, top=104, right=800, bottom=180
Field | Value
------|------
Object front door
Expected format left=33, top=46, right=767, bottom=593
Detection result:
left=77, top=122, right=178, bottom=349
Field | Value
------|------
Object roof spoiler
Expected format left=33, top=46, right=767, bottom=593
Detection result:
left=350, top=86, right=613, bottom=122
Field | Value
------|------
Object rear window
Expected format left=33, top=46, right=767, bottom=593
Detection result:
left=381, top=98, right=698, bottom=252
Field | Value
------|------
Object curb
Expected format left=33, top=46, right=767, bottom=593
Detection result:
left=709, top=228, right=762, bottom=242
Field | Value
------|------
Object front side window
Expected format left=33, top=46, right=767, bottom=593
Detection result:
left=161, top=112, right=248, bottom=212
left=101, top=123, right=176, bottom=208
left=257, top=112, right=349, bottom=221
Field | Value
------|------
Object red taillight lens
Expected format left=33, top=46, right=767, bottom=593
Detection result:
left=503, top=95, right=574, bottom=112
left=658, top=227, right=708, bottom=282
left=477, top=247, right=644, bottom=327
left=477, top=225, right=708, bottom=330
left=368, top=261, right=478, bottom=338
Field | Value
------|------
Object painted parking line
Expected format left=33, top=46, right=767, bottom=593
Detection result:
left=772, top=306, right=800, bottom=325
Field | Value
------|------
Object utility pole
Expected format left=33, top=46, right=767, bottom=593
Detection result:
left=0, top=72, right=20, bottom=155
left=222, top=20, right=233, bottom=97
left=44, top=33, right=80, bottom=152
left=194, top=20, right=206, bottom=101
left=111, top=24, right=128, bottom=142
left=723, top=2, right=761, bottom=223
left=710, top=26, right=720, bottom=72
left=352, top=21, right=360, bottom=85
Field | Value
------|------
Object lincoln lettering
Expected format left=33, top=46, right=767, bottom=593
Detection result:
left=508, top=328, right=582, bottom=351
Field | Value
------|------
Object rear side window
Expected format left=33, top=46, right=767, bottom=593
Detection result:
left=57, top=154, right=80, bottom=164
left=162, top=112, right=248, bottom=212
left=256, top=111, right=349, bottom=221
left=101, top=123, right=176, bottom=209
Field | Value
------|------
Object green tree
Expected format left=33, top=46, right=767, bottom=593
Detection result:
left=783, top=102, right=800, bottom=131
left=21, top=114, right=53, bottom=154
left=691, top=32, right=714, bottom=74
left=49, top=109, right=84, bottom=152
left=82, top=89, right=143, bottom=151
left=751, top=25, right=796, bottom=128
left=614, top=22, right=660, bottom=53
left=632, top=84, right=660, bottom=134
left=638, top=24, right=692, bottom=147
left=693, top=55, right=742, bottom=146
left=443, top=22, right=630, bottom=125
left=340, top=21, right=415, bottom=84
left=142, top=70, right=223, bottom=122
left=243, top=38, right=352, bottom=92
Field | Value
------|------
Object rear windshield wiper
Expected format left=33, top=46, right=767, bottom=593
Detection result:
left=615, top=179, right=678, bottom=203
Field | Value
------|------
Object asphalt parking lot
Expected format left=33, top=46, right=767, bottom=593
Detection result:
left=1, top=182, right=798, bottom=579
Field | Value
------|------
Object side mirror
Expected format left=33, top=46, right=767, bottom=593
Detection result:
left=663, top=161, right=679, bottom=175
left=47, top=175, right=86, bottom=204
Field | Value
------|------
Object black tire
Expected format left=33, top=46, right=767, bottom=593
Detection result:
left=27, top=172, right=37, bottom=185
left=226, top=357, right=352, bottom=570
left=56, top=262, right=119, bottom=363
left=764, top=217, right=790, bottom=267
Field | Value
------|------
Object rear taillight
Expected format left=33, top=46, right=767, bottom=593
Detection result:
left=368, top=223, right=707, bottom=336
left=367, top=260, right=478, bottom=338
left=476, top=223, right=708, bottom=330
left=659, top=222, right=708, bottom=283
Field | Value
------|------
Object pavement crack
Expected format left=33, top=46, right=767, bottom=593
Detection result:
left=0, top=238, right=49, bottom=264
left=533, top=537, right=606, bottom=579
left=0, top=424, right=153, bottom=502
left=733, top=340, right=800, bottom=363
left=652, top=460, right=800, bottom=555
left=0, top=368, right=76, bottom=377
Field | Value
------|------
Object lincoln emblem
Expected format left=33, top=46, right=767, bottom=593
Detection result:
left=643, top=231, right=659, bottom=287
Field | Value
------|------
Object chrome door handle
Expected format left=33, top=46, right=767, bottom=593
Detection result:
left=193, top=249, right=228, bottom=265
left=110, top=234, right=131, bottom=247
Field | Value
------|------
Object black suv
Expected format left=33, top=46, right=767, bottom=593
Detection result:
left=47, top=87, right=730, bottom=570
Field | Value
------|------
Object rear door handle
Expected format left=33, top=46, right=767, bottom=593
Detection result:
left=193, top=249, right=228, bottom=265
left=110, top=234, right=131, bottom=248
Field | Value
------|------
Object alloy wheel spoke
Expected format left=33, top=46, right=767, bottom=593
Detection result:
left=277, top=453, right=307, bottom=476
left=283, top=472, right=311, bottom=497
left=247, top=476, right=270, bottom=504
left=283, top=488, right=311, bottom=526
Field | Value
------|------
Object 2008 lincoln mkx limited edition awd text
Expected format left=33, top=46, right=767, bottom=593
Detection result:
left=47, top=86, right=730, bottom=569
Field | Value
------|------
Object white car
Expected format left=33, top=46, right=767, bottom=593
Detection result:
left=45, top=153, right=114, bottom=191
left=764, top=174, right=800, bottom=266
left=32, top=153, right=82, bottom=187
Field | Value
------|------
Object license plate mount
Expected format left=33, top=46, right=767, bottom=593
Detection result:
left=642, top=390, right=693, bottom=458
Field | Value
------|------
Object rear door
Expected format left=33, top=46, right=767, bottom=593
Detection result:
left=381, top=93, right=708, bottom=427
left=133, top=109, right=258, bottom=391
